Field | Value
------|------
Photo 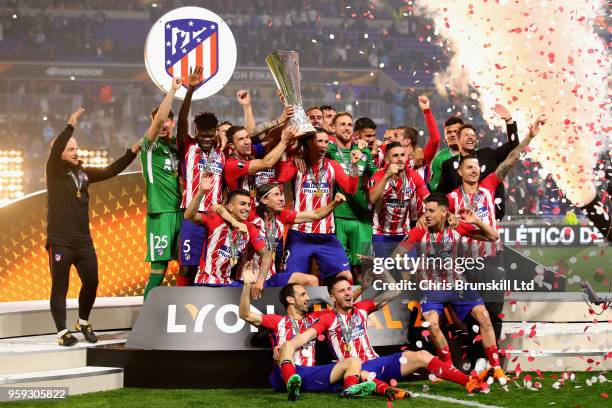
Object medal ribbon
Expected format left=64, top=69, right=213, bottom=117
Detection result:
left=460, top=186, right=481, bottom=212
left=308, top=159, right=325, bottom=192
left=68, top=169, right=84, bottom=195
left=334, top=310, right=355, bottom=348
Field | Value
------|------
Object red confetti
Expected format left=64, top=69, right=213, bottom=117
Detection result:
left=601, top=393, right=609, bottom=398
left=495, top=63, right=506, bottom=69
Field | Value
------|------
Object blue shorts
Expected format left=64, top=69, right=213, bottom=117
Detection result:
left=362, top=352, right=404, bottom=383
left=283, top=230, right=350, bottom=279
left=264, top=272, right=292, bottom=288
left=420, top=290, right=484, bottom=321
left=269, top=364, right=341, bottom=393
left=179, top=220, right=207, bottom=266
left=372, top=234, right=409, bottom=258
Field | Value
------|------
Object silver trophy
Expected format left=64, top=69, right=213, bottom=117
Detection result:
left=266, top=51, right=316, bottom=136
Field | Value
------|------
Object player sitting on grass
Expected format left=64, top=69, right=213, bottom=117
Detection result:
left=280, top=275, right=489, bottom=394
left=239, top=263, right=377, bottom=400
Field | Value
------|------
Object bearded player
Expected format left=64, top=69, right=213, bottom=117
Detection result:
left=239, top=264, right=376, bottom=400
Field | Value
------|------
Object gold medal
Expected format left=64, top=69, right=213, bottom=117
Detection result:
left=271, top=251, right=276, bottom=262
left=344, top=343, right=352, bottom=353
left=230, top=257, right=238, bottom=266
left=172, top=170, right=178, bottom=178
left=76, top=190, right=81, bottom=198
left=315, top=189, right=323, bottom=197
left=250, top=189, right=257, bottom=198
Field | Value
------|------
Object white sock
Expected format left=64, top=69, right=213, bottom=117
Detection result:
left=58, top=329, right=68, bottom=338
left=78, top=318, right=88, bottom=326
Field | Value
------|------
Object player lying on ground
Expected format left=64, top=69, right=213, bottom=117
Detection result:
left=238, top=264, right=377, bottom=400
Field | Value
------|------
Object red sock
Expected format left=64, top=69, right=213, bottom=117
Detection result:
left=176, top=276, right=191, bottom=286
left=373, top=378, right=390, bottom=395
left=343, top=375, right=359, bottom=390
left=437, top=345, right=451, bottom=363
left=427, top=357, right=469, bottom=385
left=484, top=345, right=501, bottom=368
left=280, top=360, right=296, bottom=384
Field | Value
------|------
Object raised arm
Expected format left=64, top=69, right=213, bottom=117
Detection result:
left=251, top=249, right=273, bottom=300
left=237, top=90, right=256, bottom=133
left=146, top=77, right=181, bottom=142
left=247, top=125, right=296, bottom=175
left=495, top=114, right=546, bottom=179
left=184, top=174, right=213, bottom=224
left=419, top=95, right=441, bottom=166
left=239, top=262, right=263, bottom=326
left=46, top=107, right=83, bottom=177
left=84, top=147, right=138, bottom=183
left=177, top=66, right=203, bottom=147
left=491, top=104, right=519, bottom=163
left=293, top=193, right=347, bottom=223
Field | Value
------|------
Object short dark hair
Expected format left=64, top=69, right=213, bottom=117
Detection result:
left=444, top=116, right=464, bottom=128
left=458, top=154, right=479, bottom=168
left=279, top=283, right=299, bottom=309
left=327, top=276, right=350, bottom=294
left=320, top=105, right=335, bottom=113
left=385, top=141, right=403, bottom=156
left=194, top=111, right=218, bottom=132
left=151, top=107, right=174, bottom=121
left=424, top=192, right=449, bottom=208
left=458, top=124, right=477, bottom=136
left=354, top=117, right=377, bottom=132
left=332, top=111, right=352, bottom=125
left=218, top=120, right=232, bottom=128
left=306, top=106, right=321, bottom=114
left=227, top=188, right=250, bottom=203
left=397, top=126, right=418, bottom=147
left=304, top=126, right=330, bottom=143
left=226, top=125, right=247, bottom=144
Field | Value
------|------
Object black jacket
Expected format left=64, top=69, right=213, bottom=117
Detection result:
left=45, top=124, right=137, bottom=247
left=437, top=121, right=519, bottom=220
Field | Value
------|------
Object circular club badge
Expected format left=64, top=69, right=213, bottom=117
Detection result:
left=144, top=7, right=237, bottom=100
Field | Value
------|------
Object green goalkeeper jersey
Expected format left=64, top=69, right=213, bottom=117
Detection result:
left=326, top=141, right=376, bottom=221
left=140, top=133, right=181, bottom=214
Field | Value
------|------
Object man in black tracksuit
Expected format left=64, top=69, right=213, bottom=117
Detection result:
left=46, top=107, right=138, bottom=346
left=436, top=110, right=518, bottom=221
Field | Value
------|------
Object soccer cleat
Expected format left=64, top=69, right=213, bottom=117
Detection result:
left=286, top=374, right=302, bottom=401
left=75, top=323, right=98, bottom=343
left=465, top=374, right=489, bottom=394
left=340, top=381, right=376, bottom=398
left=385, top=386, right=411, bottom=400
left=493, top=367, right=510, bottom=385
left=58, top=332, right=78, bottom=347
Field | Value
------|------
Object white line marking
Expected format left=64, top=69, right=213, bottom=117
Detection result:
left=412, top=392, right=502, bottom=408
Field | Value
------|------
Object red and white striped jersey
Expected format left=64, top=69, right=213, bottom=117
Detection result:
left=194, top=213, right=265, bottom=285
left=224, top=156, right=280, bottom=192
left=368, top=167, right=429, bottom=236
left=248, top=210, right=297, bottom=279
left=448, top=173, right=502, bottom=257
left=405, top=224, right=476, bottom=284
left=260, top=313, right=321, bottom=366
left=312, top=301, right=379, bottom=362
left=276, top=158, right=358, bottom=234
left=179, top=137, right=225, bottom=211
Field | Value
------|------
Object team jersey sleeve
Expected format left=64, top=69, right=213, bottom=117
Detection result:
left=247, top=222, right=266, bottom=252
left=455, top=222, right=477, bottom=236
left=480, top=172, right=502, bottom=195
left=355, top=300, right=377, bottom=314
left=275, top=159, right=298, bottom=183
left=223, top=157, right=251, bottom=190
left=367, top=170, right=385, bottom=192
left=260, top=314, right=283, bottom=330
left=279, top=209, right=298, bottom=225
left=403, top=227, right=426, bottom=248
left=422, top=109, right=441, bottom=166
left=200, top=212, right=223, bottom=231
left=329, top=159, right=359, bottom=194
left=407, top=168, right=430, bottom=199
left=447, top=191, right=457, bottom=213
left=310, top=310, right=335, bottom=336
